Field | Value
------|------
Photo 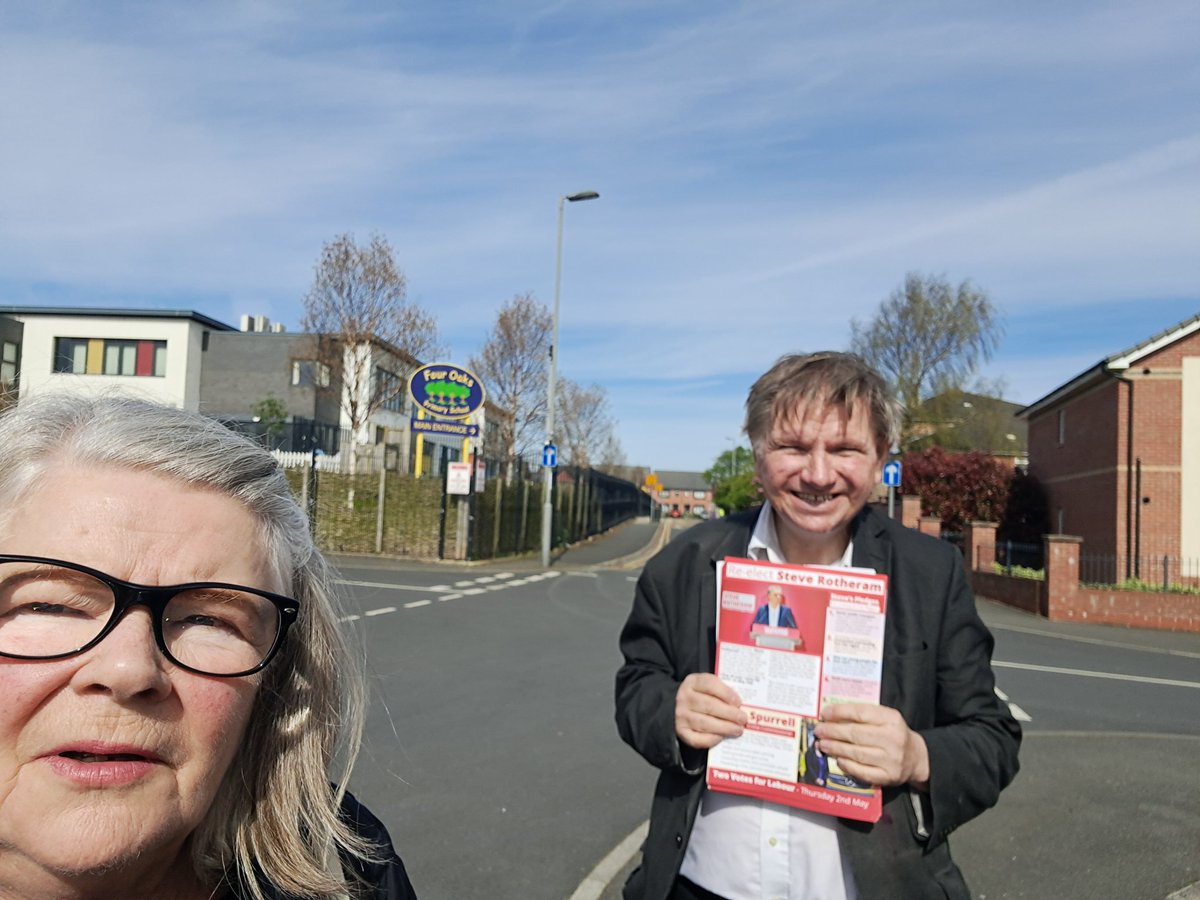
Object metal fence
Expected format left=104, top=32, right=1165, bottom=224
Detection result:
left=1080, top=549, right=1200, bottom=591
left=221, top=417, right=344, bottom=454
left=994, top=540, right=1044, bottom=571
left=274, top=445, right=646, bottom=561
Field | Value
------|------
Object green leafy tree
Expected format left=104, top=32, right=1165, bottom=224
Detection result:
left=998, top=469, right=1050, bottom=546
left=851, top=272, right=1002, bottom=443
left=251, top=395, right=288, bottom=447
left=706, top=445, right=759, bottom=513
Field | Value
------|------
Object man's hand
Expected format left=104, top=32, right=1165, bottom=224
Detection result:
left=675, top=673, right=748, bottom=750
left=814, top=703, right=930, bottom=790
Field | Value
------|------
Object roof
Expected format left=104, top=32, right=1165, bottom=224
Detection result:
left=911, top=389, right=1027, bottom=454
left=654, top=470, right=712, bottom=491
left=1018, top=311, right=1200, bottom=419
left=0, top=305, right=237, bottom=332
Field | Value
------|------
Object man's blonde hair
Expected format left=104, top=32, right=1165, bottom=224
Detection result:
left=744, top=352, right=901, bottom=456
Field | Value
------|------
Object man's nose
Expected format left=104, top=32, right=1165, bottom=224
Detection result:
left=804, top=449, right=834, bottom=485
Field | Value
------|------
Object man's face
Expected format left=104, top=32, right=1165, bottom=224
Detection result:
left=754, top=399, right=884, bottom=564
left=766, top=588, right=784, bottom=608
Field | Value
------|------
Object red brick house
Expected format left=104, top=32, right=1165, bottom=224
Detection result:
left=1018, top=312, right=1200, bottom=582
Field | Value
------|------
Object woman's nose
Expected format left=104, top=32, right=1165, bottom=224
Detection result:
left=69, top=608, right=173, bottom=702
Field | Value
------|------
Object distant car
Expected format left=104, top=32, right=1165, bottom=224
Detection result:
left=669, top=508, right=681, bottom=518
left=693, top=508, right=709, bottom=519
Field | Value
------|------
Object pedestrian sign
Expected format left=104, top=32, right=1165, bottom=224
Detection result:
left=882, top=460, right=902, bottom=487
left=542, top=443, right=558, bottom=468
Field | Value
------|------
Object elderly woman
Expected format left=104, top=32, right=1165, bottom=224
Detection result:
left=0, top=395, right=417, bottom=900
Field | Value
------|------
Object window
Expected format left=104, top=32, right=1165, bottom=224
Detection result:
left=54, top=338, right=166, bottom=377
left=291, top=360, right=331, bottom=388
left=1, top=341, right=18, bottom=387
left=1057, top=409, right=1066, bottom=446
left=374, top=367, right=406, bottom=413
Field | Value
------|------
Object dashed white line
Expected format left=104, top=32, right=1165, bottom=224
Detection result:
left=404, top=600, right=432, bottom=609
left=461, top=588, right=487, bottom=595
left=337, top=579, right=451, bottom=593
left=339, top=614, right=361, bottom=622
left=365, top=606, right=396, bottom=616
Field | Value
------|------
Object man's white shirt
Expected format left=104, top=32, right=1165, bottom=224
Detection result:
left=679, top=503, right=859, bottom=900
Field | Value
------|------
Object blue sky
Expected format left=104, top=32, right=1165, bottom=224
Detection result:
left=1, top=1, right=1197, bottom=471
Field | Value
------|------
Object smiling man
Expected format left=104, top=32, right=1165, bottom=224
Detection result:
left=615, top=352, right=1021, bottom=900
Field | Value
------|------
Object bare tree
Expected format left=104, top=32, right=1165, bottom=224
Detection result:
left=850, top=272, right=1002, bottom=442
left=301, top=233, right=443, bottom=476
left=557, top=377, right=623, bottom=468
left=468, top=292, right=552, bottom=475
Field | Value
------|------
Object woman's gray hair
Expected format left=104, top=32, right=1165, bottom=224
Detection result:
left=0, top=394, right=372, bottom=900
left=744, top=352, right=902, bottom=456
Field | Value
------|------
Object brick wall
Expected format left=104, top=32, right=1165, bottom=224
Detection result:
left=1025, top=328, right=1200, bottom=569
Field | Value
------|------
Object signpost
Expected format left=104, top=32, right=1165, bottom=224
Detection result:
left=542, top=443, right=558, bottom=469
left=883, top=459, right=902, bottom=519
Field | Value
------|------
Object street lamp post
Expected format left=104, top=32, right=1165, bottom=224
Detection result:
left=542, top=189, right=600, bottom=567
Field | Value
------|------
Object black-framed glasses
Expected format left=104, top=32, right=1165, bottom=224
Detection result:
left=0, top=554, right=300, bottom=677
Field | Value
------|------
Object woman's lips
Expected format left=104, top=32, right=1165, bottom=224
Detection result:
left=42, top=743, right=166, bottom=785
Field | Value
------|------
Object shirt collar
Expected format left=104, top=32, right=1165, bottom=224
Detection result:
left=748, top=502, right=854, bottom=568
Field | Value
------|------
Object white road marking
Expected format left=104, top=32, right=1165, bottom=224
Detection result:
left=569, top=820, right=648, bottom=900
left=994, top=660, right=1200, bottom=690
left=340, top=569, right=567, bottom=615
left=337, top=579, right=451, bottom=593
left=994, top=687, right=1033, bottom=722
left=1167, top=879, right=1200, bottom=899
left=989, top=622, right=1200, bottom=659
left=567, top=571, right=599, bottom=578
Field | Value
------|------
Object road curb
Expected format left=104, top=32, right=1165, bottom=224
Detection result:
left=598, top=519, right=674, bottom=571
left=568, top=821, right=647, bottom=900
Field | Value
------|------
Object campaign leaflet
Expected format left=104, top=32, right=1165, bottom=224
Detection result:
left=706, top=557, right=888, bottom=823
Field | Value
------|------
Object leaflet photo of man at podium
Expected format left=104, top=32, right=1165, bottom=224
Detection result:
left=752, top=585, right=798, bottom=629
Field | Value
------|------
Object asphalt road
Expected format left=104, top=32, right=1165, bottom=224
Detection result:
left=328, top=521, right=1200, bottom=900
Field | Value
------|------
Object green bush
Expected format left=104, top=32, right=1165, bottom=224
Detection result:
left=990, top=562, right=1044, bottom=581
left=1082, top=577, right=1200, bottom=595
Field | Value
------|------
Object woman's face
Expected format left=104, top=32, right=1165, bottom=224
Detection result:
left=0, top=464, right=277, bottom=892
